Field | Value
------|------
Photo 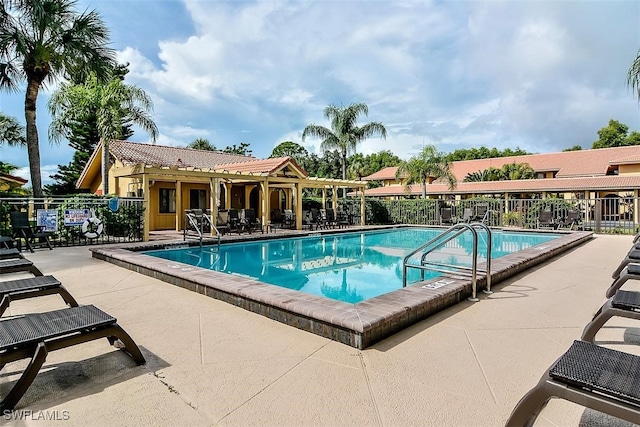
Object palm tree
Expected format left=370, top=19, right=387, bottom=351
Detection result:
left=628, top=48, right=640, bottom=101
left=396, top=144, right=456, bottom=198
left=302, top=103, right=387, bottom=183
left=188, top=138, right=216, bottom=151
left=0, top=112, right=25, bottom=147
left=49, top=73, right=158, bottom=195
left=0, top=0, right=116, bottom=198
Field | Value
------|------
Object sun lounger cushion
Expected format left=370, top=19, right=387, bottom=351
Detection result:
left=0, top=258, right=43, bottom=276
left=0, top=275, right=79, bottom=316
left=506, top=340, right=640, bottom=426
left=0, top=305, right=145, bottom=411
left=0, top=249, right=22, bottom=260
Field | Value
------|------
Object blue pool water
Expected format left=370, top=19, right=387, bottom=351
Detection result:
left=144, top=228, right=558, bottom=303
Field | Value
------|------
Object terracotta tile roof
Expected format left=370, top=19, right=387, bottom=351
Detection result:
left=0, top=172, right=27, bottom=185
left=216, top=156, right=309, bottom=177
left=362, top=146, right=640, bottom=181
left=109, top=140, right=257, bottom=168
left=364, top=175, right=640, bottom=197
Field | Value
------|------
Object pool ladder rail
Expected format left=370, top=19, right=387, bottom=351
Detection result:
left=402, top=223, right=493, bottom=301
left=183, top=209, right=222, bottom=249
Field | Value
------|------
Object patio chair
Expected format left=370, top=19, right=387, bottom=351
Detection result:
left=0, top=275, right=79, bottom=316
left=241, top=208, right=262, bottom=233
left=283, top=209, right=295, bottom=229
left=301, top=210, right=314, bottom=230
left=0, top=248, right=22, bottom=260
left=440, top=207, right=454, bottom=225
left=228, top=209, right=244, bottom=234
left=559, top=209, right=581, bottom=230
left=537, top=209, right=555, bottom=229
left=581, top=289, right=640, bottom=342
left=215, top=210, right=231, bottom=235
left=505, top=340, right=640, bottom=426
left=0, top=304, right=146, bottom=411
left=270, top=209, right=284, bottom=229
left=10, top=211, right=53, bottom=253
left=606, top=262, right=640, bottom=298
left=474, top=204, right=489, bottom=222
left=325, top=208, right=341, bottom=228
left=0, top=258, right=43, bottom=276
left=460, top=208, right=473, bottom=223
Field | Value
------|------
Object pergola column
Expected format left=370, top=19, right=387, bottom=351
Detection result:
left=142, top=174, right=150, bottom=241
left=295, top=183, right=303, bottom=230
left=175, top=180, right=182, bottom=231
left=210, top=177, right=218, bottom=235
left=260, top=180, right=269, bottom=230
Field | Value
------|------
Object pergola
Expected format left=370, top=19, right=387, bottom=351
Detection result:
left=111, top=162, right=367, bottom=240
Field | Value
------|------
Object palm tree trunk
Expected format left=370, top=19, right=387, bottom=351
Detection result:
left=24, top=80, right=43, bottom=198
left=342, top=149, right=347, bottom=198
left=422, top=181, right=427, bottom=199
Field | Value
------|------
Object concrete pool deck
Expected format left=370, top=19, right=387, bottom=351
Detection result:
left=2, top=233, right=640, bottom=426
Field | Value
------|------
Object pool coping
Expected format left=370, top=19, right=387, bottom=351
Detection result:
left=91, top=225, right=593, bottom=349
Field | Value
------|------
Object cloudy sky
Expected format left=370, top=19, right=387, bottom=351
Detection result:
left=2, top=0, right=640, bottom=185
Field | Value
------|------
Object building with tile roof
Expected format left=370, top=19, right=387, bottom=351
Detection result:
left=0, top=172, right=28, bottom=192
left=77, top=140, right=366, bottom=238
left=361, top=145, right=640, bottom=199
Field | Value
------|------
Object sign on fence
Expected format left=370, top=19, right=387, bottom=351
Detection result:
left=37, top=209, right=58, bottom=232
left=64, top=209, right=90, bottom=226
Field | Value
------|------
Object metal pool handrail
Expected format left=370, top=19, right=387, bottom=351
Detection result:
left=183, top=210, right=221, bottom=249
left=402, top=223, right=493, bottom=301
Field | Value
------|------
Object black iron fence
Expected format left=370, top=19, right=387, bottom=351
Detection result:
left=339, top=196, right=639, bottom=235
left=0, top=196, right=145, bottom=247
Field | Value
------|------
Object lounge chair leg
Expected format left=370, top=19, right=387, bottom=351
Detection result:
left=28, top=265, right=44, bottom=277
left=105, top=325, right=146, bottom=365
left=1, top=342, right=48, bottom=412
left=581, top=300, right=615, bottom=342
left=57, top=286, right=79, bottom=308
left=505, top=377, right=554, bottom=427
left=0, top=295, right=9, bottom=316
left=606, top=274, right=630, bottom=298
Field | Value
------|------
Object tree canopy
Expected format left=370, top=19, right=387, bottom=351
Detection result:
left=592, top=119, right=640, bottom=149
left=463, top=162, right=535, bottom=182
left=0, top=0, right=117, bottom=197
left=396, top=145, right=456, bottom=198
left=445, top=146, right=530, bottom=161
left=188, top=138, right=217, bottom=151
left=302, top=103, right=387, bottom=182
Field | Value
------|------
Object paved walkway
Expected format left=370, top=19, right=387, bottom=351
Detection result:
left=2, top=234, right=639, bottom=426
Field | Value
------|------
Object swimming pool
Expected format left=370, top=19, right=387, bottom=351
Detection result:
left=92, top=225, right=592, bottom=348
left=144, top=228, right=558, bottom=303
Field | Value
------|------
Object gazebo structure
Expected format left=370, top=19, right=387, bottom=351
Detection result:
left=77, top=140, right=366, bottom=240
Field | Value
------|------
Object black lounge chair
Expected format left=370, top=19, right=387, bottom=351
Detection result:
left=0, top=275, right=79, bottom=316
left=0, top=304, right=145, bottom=411
left=612, top=249, right=640, bottom=279
left=10, top=211, right=53, bottom=253
left=440, top=207, right=454, bottom=225
left=0, top=258, right=43, bottom=276
left=0, top=236, right=16, bottom=250
left=537, top=209, right=555, bottom=229
left=606, top=263, right=640, bottom=298
left=581, top=290, right=640, bottom=342
left=215, top=210, right=231, bottom=235
left=0, top=248, right=22, bottom=260
left=241, top=208, right=262, bottom=233
left=505, top=340, right=640, bottom=426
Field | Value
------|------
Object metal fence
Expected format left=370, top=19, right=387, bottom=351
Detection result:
left=0, top=196, right=145, bottom=247
left=371, top=197, right=639, bottom=235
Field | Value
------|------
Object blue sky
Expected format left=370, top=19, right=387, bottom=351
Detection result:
left=2, top=0, right=640, bottom=186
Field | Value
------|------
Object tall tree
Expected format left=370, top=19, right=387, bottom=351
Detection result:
left=592, top=119, right=629, bottom=148
left=270, top=141, right=309, bottom=161
left=396, top=145, right=456, bottom=198
left=302, top=103, right=387, bottom=182
left=48, top=72, right=158, bottom=195
left=223, top=142, right=252, bottom=156
left=188, top=138, right=216, bottom=151
left=0, top=0, right=117, bottom=198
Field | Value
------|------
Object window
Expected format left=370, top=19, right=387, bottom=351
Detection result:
left=159, top=188, right=176, bottom=213
left=190, top=189, right=207, bottom=210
